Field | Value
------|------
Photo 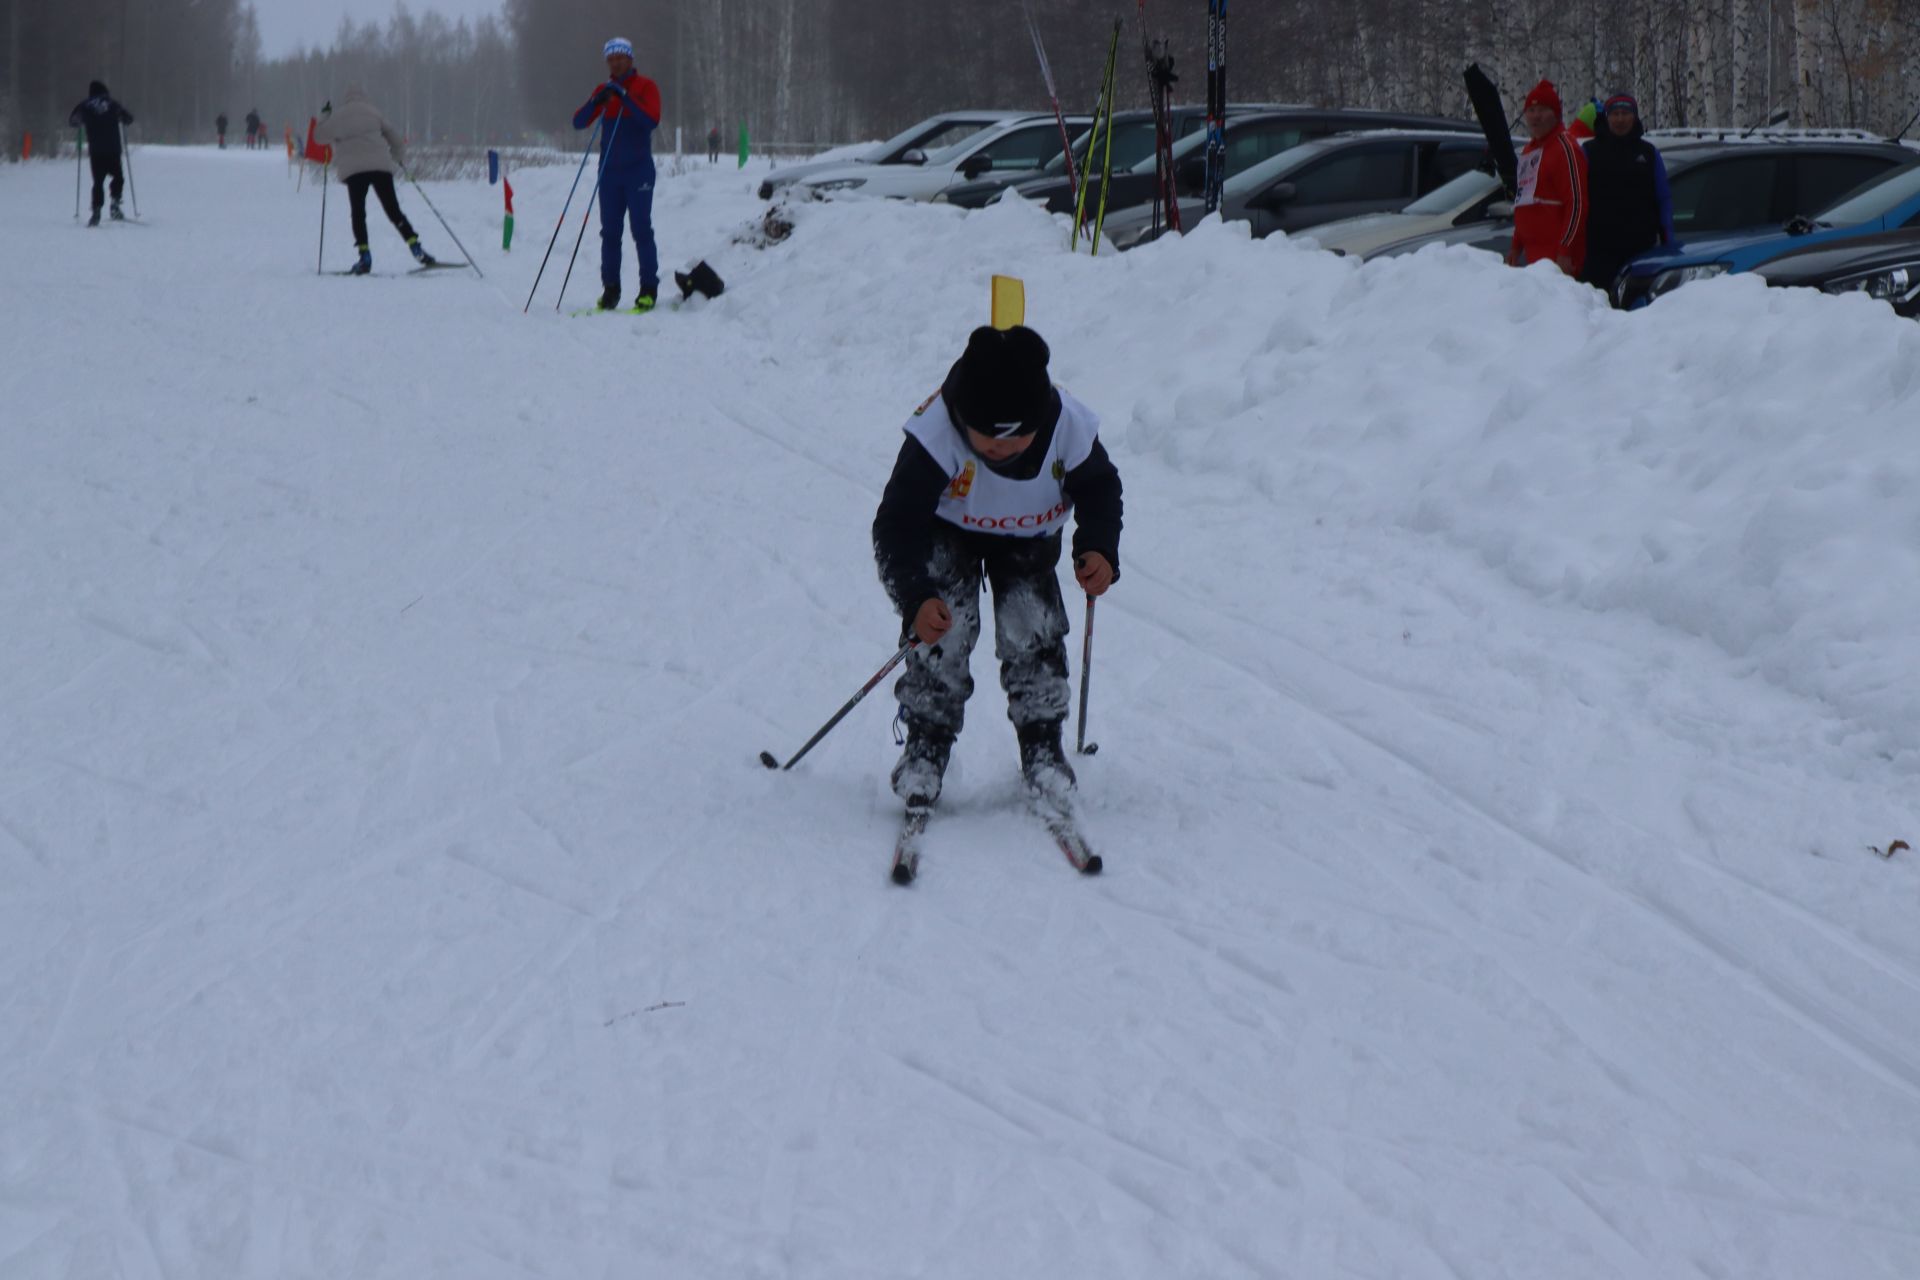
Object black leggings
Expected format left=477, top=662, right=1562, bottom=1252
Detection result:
left=345, top=171, right=418, bottom=248
left=89, top=153, right=124, bottom=210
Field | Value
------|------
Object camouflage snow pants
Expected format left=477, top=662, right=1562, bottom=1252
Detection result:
left=894, top=525, right=1071, bottom=740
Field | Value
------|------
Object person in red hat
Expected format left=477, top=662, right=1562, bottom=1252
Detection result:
left=1509, top=79, right=1588, bottom=277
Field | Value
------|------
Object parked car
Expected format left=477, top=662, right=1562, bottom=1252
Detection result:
left=1368, top=138, right=1917, bottom=285
left=793, top=113, right=1092, bottom=202
left=1301, top=165, right=1504, bottom=256
left=1617, top=149, right=1920, bottom=305
left=937, top=106, right=1215, bottom=209
left=1101, top=130, right=1488, bottom=250
left=758, top=111, right=1026, bottom=199
left=994, top=107, right=1479, bottom=220
left=1752, top=226, right=1920, bottom=317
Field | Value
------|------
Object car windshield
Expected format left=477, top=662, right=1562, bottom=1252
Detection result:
left=924, top=125, right=1019, bottom=166
left=1813, top=163, right=1920, bottom=225
left=1054, top=120, right=1160, bottom=175
left=870, top=116, right=993, bottom=161
left=1221, top=140, right=1327, bottom=197
left=1400, top=167, right=1500, bottom=215
left=1133, top=128, right=1209, bottom=173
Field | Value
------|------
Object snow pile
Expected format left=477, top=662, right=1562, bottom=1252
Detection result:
left=725, top=193, right=1920, bottom=763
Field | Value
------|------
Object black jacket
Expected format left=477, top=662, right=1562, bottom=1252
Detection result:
left=1584, top=120, right=1667, bottom=258
left=873, top=387, right=1124, bottom=613
left=68, top=83, right=133, bottom=156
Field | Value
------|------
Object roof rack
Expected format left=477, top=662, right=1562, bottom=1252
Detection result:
left=1646, top=126, right=1892, bottom=144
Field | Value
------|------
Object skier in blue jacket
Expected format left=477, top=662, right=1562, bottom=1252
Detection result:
left=571, top=37, right=662, bottom=311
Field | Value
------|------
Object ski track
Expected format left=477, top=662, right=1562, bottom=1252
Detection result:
left=3, top=145, right=1918, bottom=1278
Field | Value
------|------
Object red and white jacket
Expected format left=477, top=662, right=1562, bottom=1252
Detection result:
left=1510, top=125, right=1588, bottom=274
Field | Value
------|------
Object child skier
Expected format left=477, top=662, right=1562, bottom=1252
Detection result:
left=872, top=325, right=1123, bottom=807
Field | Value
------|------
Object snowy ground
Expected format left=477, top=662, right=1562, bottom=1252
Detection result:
left=4, top=143, right=1919, bottom=1279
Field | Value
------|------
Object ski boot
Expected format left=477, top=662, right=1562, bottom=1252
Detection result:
left=348, top=246, right=372, bottom=276
left=86, top=209, right=101, bottom=227
left=891, top=729, right=954, bottom=807
left=407, top=237, right=436, bottom=266
left=632, top=291, right=657, bottom=314
left=109, top=201, right=124, bottom=221
left=1017, top=722, right=1077, bottom=803
left=597, top=284, right=620, bottom=310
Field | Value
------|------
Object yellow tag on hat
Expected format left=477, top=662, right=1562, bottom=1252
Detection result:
left=990, top=275, right=1026, bottom=330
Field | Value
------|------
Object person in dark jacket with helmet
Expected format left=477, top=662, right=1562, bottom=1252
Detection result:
left=1581, top=93, right=1675, bottom=298
left=68, top=81, right=134, bottom=226
left=873, top=325, right=1123, bottom=809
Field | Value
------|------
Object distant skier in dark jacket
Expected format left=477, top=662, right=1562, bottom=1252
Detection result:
left=245, top=108, right=262, bottom=149
left=1580, top=93, right=1675, bottom=299
left=571, top=36, right=662, bottom=311
left=216, top=111, right=229, bottom=149
left=873, top=325, right=1123, bottom=807
left=68, top=81, right=135, bottom=226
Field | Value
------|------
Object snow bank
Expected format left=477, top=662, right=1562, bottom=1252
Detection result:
left=722, top=194, right=1920, bottom=764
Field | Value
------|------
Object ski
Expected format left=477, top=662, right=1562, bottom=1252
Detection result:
left=891, top=803, right=933, bottom=885
left=569, top=300, right=673, bottom=317
left=1203, top=0, right=1227, bottom=214
left=1029, top=792, right=1104, bottom=875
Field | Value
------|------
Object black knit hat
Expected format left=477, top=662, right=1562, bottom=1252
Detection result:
left=942, top=325, right=1056, bottom=438
left=90, top=80, right=110, bottom=97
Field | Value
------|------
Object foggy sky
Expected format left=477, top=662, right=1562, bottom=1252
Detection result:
left=251, top=0, right=506, bottom=57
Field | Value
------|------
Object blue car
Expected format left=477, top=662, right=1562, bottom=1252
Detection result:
left=1618, top=159, right=1920, bottom=306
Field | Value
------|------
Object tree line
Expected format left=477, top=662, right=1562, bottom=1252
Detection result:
left=6, top=0, right=1916, bottom=160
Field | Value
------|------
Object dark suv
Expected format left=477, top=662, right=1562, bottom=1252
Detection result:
left=995, top=107, right=1479, bottom=219
left=1102, top=130, right=1489, bottom=249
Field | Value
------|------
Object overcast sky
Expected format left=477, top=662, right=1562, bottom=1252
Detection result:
left=252, top=0, right=506, bottom=57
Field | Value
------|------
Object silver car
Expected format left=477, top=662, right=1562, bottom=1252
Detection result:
left=758, top=111, right=1026, bottom=200
left=795, top=114, right=1092, bottom=203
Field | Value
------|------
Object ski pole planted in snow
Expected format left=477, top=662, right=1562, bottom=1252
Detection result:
left=1076, top=594, right=1099, bottom=756
left=760, top=641, right=918, bottom=772
left=523, top=121, right=605, bottom=312
left=316, top=161, right=329, bottom=275
left=74, top=127, right=83, bottom=220
left=555, top=109, right=624, bottom=311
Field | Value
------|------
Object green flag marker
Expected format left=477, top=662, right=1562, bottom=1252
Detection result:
left=737, top=123, right=749, bottom=169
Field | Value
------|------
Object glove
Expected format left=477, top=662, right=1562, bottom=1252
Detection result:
left=589, top=85, right=613, bottom=109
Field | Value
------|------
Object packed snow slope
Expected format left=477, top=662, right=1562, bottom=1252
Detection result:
left=4, top=145, right=1919, bottom=1279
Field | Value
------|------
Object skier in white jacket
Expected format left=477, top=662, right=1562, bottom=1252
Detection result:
left=314, top=87, right=437, bottom=275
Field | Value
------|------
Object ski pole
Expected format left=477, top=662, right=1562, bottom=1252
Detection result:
left=1076, top=595, right=1099, bottom=755
left=523, top=117, right=606, bottom=312
left=759, top=641, right=918, bottom=772
left=398, top=162, right=483, bottom=277
left=74, top=127, right=83, bottom=219
left=120, top=122, right=138, bottom=217
left=316, top=161, right=328, bottom=275
left=556, top=108, right=624, bottom=311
